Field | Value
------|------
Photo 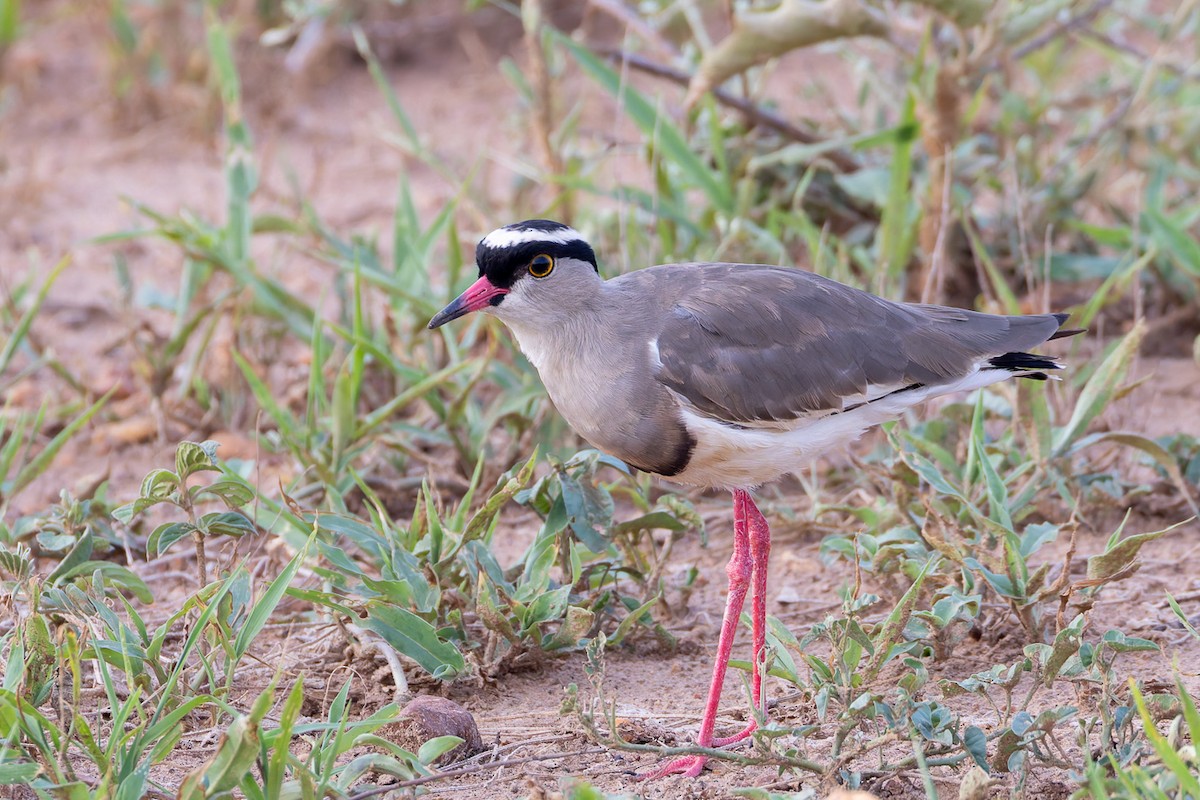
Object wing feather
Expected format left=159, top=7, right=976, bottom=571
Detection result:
left=650, top=265, right=1063, bottom=425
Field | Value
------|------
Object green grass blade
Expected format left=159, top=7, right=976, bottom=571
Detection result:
left=232, top=350, right=304, bottom=446
left=353, top=26, right=421, bottom=156
left=1052, top=321, right=1145, bottom=457
left=1166, top=593, right=1200, bottom=641
left=1128, top=679, right=1200, bottom=797
left=555, top=35, right=733, bottom=215
left=0, top=0, right=20, bottom=46
left=233, top=534, right=314, bottom=659
left=878, top=92, right=918, bottom=292
left=9, top=388, right=114, bottom=499
left=964, top=219, right=1022, bottom=314
left=0, top=255, right=70, bottom=377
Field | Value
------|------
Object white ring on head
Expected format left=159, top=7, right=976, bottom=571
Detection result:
left=481, top=226, right=585, bottom=249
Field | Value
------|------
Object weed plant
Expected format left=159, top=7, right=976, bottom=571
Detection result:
left=2, top=1, right=1199, bottom=798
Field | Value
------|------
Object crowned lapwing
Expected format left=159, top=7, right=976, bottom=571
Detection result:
left=429, top=219, right=1076, bottom=778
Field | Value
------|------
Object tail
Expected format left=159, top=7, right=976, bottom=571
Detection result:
left=989, top=313, right=1082, bottom=381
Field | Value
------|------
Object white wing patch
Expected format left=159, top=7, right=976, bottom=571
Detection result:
left=669, top=365, right=1010, bottom=489
left=647, top=337, right=663, bottom=369
left=482, top=226, right=585, bottom=249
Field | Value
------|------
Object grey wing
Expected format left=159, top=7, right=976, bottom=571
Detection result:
left=651, top=265, right=1065, bottom=425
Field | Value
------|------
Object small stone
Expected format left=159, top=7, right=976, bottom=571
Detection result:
left=776, top=585, right=802, bottom=604
left=387, top=695, right=483, bottom=764
left=958, top=766, right=996, bottom=800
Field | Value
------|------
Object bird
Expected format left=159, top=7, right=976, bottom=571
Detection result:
left=428, top=219, right=1077, bottom=778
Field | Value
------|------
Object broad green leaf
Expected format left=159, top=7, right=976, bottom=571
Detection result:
left=196, top=478, right=256, bottom=508
left=559, top=471, right=613, bottom=553
left=612, top=511, right=687, bottom=534
left=175, top=440, right=220, bottom=480
left=148, top=522, right=196, bottom=558
left=60, top=563, right=152, bottom=604
left=521, top=495, right=566, bottom=596
left=1042, top=615, right=1084, bottom=685
left=362, top=604, right=464, bottom=680
left=0, top=762, right=40, bottom=783
left=963, top=557, right=1019, bottom=599
left=45, top=528, right=94, bottom=584
left=868, top=556, right=935, bottom=678
left=912, top=703, right=934, bottom=739
left=417, top=735, right=463, bottom=765
left=177, top=692, right=268, bottom=799
left=112, top=495, right=167, bottom=524
left=140, top=468, right=181, bottom=501
left=1099, top=629, right=1158, bottom=653
left=963, top=725, right=988, bottom=771
left=1145, top=207, right=1200, bottom=276
left=521, top=585, right=571, bottom=634
left=198, top=511, right=256, bottom=538
left=1086, top=520, right=1185, bottom=582
left=1019, top=522, right=1059, bottom=559
left=543, top=605, right=596, bottom=651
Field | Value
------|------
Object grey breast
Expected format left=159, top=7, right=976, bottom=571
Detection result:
left=533, top=292, right=697, bottom=478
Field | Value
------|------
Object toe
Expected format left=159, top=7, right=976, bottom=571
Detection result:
left=638, top=755, right=708, bottom=780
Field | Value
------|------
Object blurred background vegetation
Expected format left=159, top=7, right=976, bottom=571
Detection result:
left=1, top=0, right=1199, bottom=797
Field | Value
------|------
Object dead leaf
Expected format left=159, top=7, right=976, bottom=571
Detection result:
left=94, top=417, right=158, bottom=450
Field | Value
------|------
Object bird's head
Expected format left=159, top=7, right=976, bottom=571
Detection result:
left=428, top=219, right=599, bottom=329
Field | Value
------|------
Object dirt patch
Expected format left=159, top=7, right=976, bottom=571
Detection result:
left=3, top=4, right=1199, bottom=799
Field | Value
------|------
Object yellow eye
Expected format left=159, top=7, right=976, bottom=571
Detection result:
left=528, top=254, right=555, bottom=278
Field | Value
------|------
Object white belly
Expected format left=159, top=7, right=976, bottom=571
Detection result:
left=669, top=366, right=1010, bottom=489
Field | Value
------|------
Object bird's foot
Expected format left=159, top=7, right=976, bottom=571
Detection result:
left=638, top=754, right=708, bottom=780
left=712, top=720, right=757, bottom=747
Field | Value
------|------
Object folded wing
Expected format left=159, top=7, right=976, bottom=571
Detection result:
left=652, top=265, right=1066, bottom=426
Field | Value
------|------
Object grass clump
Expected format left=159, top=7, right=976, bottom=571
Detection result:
left=2, top=1, right=1198, bottom=797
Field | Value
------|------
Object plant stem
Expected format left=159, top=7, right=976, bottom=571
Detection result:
left=193, top=530, right=207, bottom=587
left=911, top=734, right=939, bottom=800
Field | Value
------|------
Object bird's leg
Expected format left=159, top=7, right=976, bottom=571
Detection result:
left=711, top=491, right=771, bottom=746
left=640, top=489, right=753, bottom=779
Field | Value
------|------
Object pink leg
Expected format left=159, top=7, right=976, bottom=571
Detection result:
left=712, top=494, right=771, bottom=746
left=641, top=489, right=770, bottom=779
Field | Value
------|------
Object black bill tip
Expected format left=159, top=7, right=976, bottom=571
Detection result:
left=428, top=298, right=467, bottom=330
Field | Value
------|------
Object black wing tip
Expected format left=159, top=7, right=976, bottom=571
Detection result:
left=988, top=351, right=1062, bottom=375
left=1049, top=312, right=1086, bottom=341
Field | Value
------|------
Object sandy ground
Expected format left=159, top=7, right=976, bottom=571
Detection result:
left=3, top=4, right=1200, bottom=799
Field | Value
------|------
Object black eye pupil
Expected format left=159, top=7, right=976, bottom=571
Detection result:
left=530, top=255, right=554, bottom=277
